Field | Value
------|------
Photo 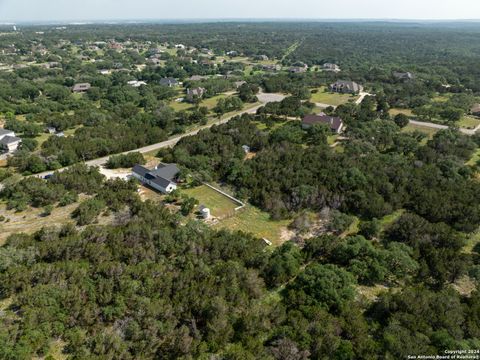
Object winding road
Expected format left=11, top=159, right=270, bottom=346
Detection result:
left=30, top=92, right=286, bottom=179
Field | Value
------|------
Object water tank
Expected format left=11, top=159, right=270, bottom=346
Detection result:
left=201, top=207, right=211, bottom=219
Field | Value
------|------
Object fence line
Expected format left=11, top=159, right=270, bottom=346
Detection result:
left=202, top=182, right=246, bottom=211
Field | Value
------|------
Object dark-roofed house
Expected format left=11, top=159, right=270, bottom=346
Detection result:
left=0, top=128, right=21, bottom=153
left=132, top=163, right=180, bottom=193
left=393, top=71, right=415, bottom=81
left=471, top=104, right=480, bottom=117
left=72, top=83, right=91, bottom=93
left=159, top=77, right=179, bottom=87
left=330, top=80, right=363, bottom=94
left=302, top=114, right=344, bottom=134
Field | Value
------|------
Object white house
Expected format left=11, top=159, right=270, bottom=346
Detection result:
left=127, top=80, right=147, bottom=88
left=132, top=163, right=180, bottom=193
left=0, top=129, right=21, bottom=153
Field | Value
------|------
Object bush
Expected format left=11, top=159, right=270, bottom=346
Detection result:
left=72, top=198, right=106, bottom=225
left=106, top=152, right=146, bottom=169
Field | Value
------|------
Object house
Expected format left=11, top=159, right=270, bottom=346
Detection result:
left=132, top=163, right=180, bottom=193
left=175, top=44, right=186, bottom=50
left=323, top=63, right=341, bottom=72
left=159, top=77, right=179, bottom=87
left=72, top=83, right=91, bottom=93
left=471, top=104, right=480, bottom=117
left=46, top=127, right=57, bottom=134
left=0, top=128, right=21, bottom=153
left=289, top=65, right=308, bottom=73
left=262, top=64, right=282, bottom=72
left=186, top=87, right=206, bottom=101
left=254, top=55, right=269, bottom=61
left=148, top=58, right=162, bottom=66
left=226, top=50, right=239, bottom=57
left=188, top=75, right=209, bottom=81
left=302, top=114, right=344, bottom=134
left=127, top=80, right=147, bottom=88
left=393, top=71, right=414, bottom=81
left=242, top=145, right=251, bottom=153
left=330, top=80, right=363, bottom=94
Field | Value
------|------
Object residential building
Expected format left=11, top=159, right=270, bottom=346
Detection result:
left=393, top=71, right=415, bottom=80
left=330, top=80, right=363, bottom=94
left=323, top=63, right=341, bottom=72
left=72, top=83, right=91, bottom=93
left=186, top=87, right=206, bottom=101
left=127, top=80, right=147, bottom=88
left=159, top=77, right=179, bottom=87
left=0, top=128, right=21, bottom=153
left=471, top=104, right=480, bottom=117
left=302, top=114, right=344, bottom=134
left=289, top=64, right=308, bottom=73
left=132, top=163, right=180, bottom=193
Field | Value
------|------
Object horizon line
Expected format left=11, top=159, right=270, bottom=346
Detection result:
left=3, top=18, right=480, bottom=26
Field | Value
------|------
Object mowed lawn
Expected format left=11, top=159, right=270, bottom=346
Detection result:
left=310, top=86, right=358, bottom=106
left=401, top=123, right=438, bottom=139
left=182, top=185, right=239, bottom=218
left=215, top=205, right=291, bottom=246
left=457, top=116, right=480, bottom=129
left=168, top=94, right=228, bottom=112
left=389, top=108, right=414, bottom=117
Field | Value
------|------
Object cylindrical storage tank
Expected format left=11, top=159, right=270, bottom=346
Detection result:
left=201, top=207, right=211, bottom=219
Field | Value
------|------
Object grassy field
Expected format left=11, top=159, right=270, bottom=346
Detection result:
left=201, top=94, right=228, bottom=110
left=215, top=205, right=291, bottom=246
left=457, top=116, right=480, bottom=129
left=466, top=148, right=480, bottom=166
left=168, top=100, right=193, bottom=112
left=378, top=209, right=405, bottom=232
left=0, top=201, right=80, bottom=245
left=389, top=108, right=414, bottom=117
left=182, top=184, right=240, bottom=218
left=401, top=123, right=439, bottom=139
left=310, top=86, right=358, bottom=106
left=168, top=94, right=228, bottom=112
left=432, top=94, right=451, bottom=103
left=463, top=230, right=480, bottom=254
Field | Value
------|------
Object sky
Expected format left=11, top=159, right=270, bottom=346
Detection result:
left=0, top=0, right=479, bottom=23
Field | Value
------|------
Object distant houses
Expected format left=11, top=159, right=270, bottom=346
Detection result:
left=302, top=114, right=344, bottom=134
left=330, top=80, right=363, bottom=94
left=127, top=80, right=147, bottom=88
left=132, top=163, right=180, bottom=194
left=0, top=128, right=21, bottom=153
left=261, top=64, right=282, bottom=72
left=471, top=104, right=480, bottom=117
left=393, top=71, right=415, bottom=81
left=323, top=63, right=341, bottom=72
left=72, top=83, right=91, bottom=93
left=289, top=63, right=308, bottom=73
left=159, top=77, right=179, bottom=87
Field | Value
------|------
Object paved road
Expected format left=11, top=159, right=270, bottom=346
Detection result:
left=409, top=119, right=480, bottom=135
left=31, top=93, right=286, bottom=179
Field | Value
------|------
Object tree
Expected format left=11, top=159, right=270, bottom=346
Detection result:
left=394, top=113, right=409, bottom=128
left=284, top=263, right=356, bottom=313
